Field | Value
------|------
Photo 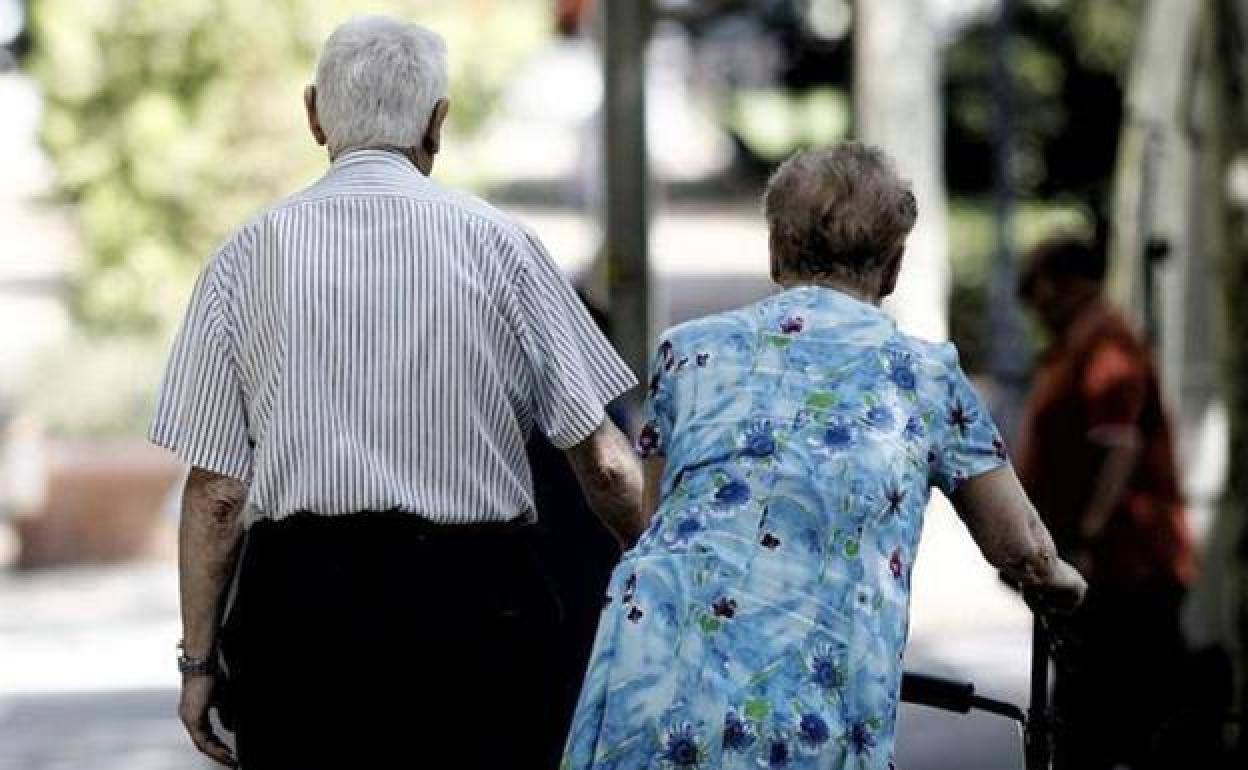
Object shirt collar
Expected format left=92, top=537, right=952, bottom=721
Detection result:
left=782, top=284, right=891, bottom=323
left=330, top=147, right=427, bottom=177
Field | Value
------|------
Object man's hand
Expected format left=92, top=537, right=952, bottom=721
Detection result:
left=179, top=674, right=236, bottom=767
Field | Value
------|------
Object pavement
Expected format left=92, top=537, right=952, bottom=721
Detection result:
left=0, top=498, right=1035, bottom=770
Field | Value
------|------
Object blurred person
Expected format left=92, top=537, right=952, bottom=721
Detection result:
left=1017, top=234, right=1197, bottom=770
left=150, top=15, right=643, bottom=770
left=562, top=143, right=1086, bottom=770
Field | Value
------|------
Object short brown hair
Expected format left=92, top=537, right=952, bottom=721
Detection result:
left=1018, top=233, right=1107, bottom=300
left=763, top=142, right=918, bottom=281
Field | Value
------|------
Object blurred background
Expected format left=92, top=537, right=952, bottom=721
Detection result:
left=0, top=0, right=1244, bottom=768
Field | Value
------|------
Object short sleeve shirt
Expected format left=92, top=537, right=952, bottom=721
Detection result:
left=150, top=149, right=636, bottom=525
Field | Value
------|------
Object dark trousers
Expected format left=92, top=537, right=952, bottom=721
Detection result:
left=1054, top=581, right=1188, bottom=770
left=219, top=511, right=563, bottom=770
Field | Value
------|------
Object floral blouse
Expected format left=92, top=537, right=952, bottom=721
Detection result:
left=563, top=286, right=1007, bottom=770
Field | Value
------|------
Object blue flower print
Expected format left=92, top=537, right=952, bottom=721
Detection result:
left=808, top=647, right=845, bottom=691
left=889, top=548, right=905, bottom=581
left=712, top=596, right=738, bottom=619
left=947, top=399, right=976, bottom=437
left=822, top=420, right=855, bottom=450
left=722, top=712, right=756, bottom=752
left=792, top=408, right=814, bottom=430
left=675, top=515, right=704, bottom=539
left=993, top=437, right=1008, bottom=461
left=660, top=339, right=675, bottom=371
left=888, top=354, right=917, bottom=391
left=661, top=723, right=704, bottom=767
left=663, top=512, right=706, bottom=548
left=866, top=405, right=895, bottom=431
left=649, top=372, right=662, bottom=397
left=798, top=713, right=831, bottom=751
left=903, top=415, right=925, bottom=441
left=716, top=478, right=752, bottom=506
left=882, top=485, right=906, bottom=516
left=744, top=421, right=776, bottom=457
left=849, top=721, right=877, bottom=755
left=638, top=421, right=662, bottom=457
left=766, top=738, right=792, bottom=768
left=562, top=286, right=1010, bottom=770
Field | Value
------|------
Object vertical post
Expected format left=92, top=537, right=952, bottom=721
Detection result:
left=1025, top=615, right=1053, bottom=770
left=1210, top=0, right=1248, bottom=732
left=603, top=0, right=651, bottom=383
left=988, top=0, right=1028, bottom=442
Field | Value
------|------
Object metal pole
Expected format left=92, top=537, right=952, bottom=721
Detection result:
left=989, top=0, right=1027, bottom=441
left=1026, top=614, right=1054, bottom=770
left=603, top=0, right=651, bottom=384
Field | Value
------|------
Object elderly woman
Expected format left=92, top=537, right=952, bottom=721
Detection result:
left=562, top=143, right=1086, bottom=770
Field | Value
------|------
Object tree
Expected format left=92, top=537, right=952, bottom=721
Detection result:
left=30, top=0, right=548, bottom=334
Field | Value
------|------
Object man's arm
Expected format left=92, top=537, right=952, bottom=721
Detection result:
left=951, top=465, right=1087, bottom=611
left=564, top=419, right=645, bottom=547
left=1080, top=427, right=1141, bottom=541
left=177, top=466, right=248, bottom=767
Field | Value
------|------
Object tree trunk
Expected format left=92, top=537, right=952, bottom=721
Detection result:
left=1186, top=0, right=1248, bottom=732
left=1217, top=0, right=1248, bottom=733
left=853, top=0, right=949, bottom=341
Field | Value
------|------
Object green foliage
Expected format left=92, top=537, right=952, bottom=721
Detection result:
left=945, top=0, right=1142, bottom=200
left=31, top=0, right=549, bottom=334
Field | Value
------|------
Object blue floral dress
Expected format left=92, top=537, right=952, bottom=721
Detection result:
left=561, top=287, right=1007, bottom=770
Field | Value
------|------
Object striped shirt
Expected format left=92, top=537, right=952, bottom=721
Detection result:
left=150, top=149, right=637, bottom=526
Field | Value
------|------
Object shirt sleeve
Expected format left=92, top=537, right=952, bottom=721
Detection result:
left=1081, top=341, right=1148, bottom=430
left=930, top=342, right=1008, bottom=496
left=515, top=230, right=638, bottom=449
left=637, top=337, right=677, bottom=458
left=148, top=258, right=253, bottom=481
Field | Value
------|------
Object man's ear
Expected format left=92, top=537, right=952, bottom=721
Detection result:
left=304, top=85, right=328, bottom=147
left=422, top=98, right=450, bottom=157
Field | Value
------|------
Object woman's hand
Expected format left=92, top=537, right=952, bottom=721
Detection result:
left=179, top=674, right=236, bottom=766
left=952, top=465, right=1087, bottom=614
left=1024, top=559, right=1087, bottom=615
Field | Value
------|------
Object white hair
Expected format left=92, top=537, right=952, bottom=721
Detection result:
left=313, top=15, right=449, bottom=156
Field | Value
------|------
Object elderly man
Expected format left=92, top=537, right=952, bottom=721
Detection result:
left=151, top=16, right=643, bottom=770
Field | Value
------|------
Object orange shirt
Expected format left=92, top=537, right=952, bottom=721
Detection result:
left=1017, top=300, right=1196, bottom=588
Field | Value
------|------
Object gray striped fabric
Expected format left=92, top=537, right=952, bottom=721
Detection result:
left=150, top=149, right=636, bottom=526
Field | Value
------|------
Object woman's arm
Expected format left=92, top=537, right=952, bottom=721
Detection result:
left=950, top=464, right=1087, bottom=611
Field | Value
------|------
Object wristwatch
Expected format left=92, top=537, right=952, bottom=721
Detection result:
left=177, top=640, right=216, bottom=677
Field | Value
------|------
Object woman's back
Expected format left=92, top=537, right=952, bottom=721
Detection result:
left=562, top=143, right=1083, bottom=770
left=578, top=286, right=1006, bottom=769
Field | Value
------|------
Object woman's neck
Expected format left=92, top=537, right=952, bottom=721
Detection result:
left=777, top=275, right=880, bottom=306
